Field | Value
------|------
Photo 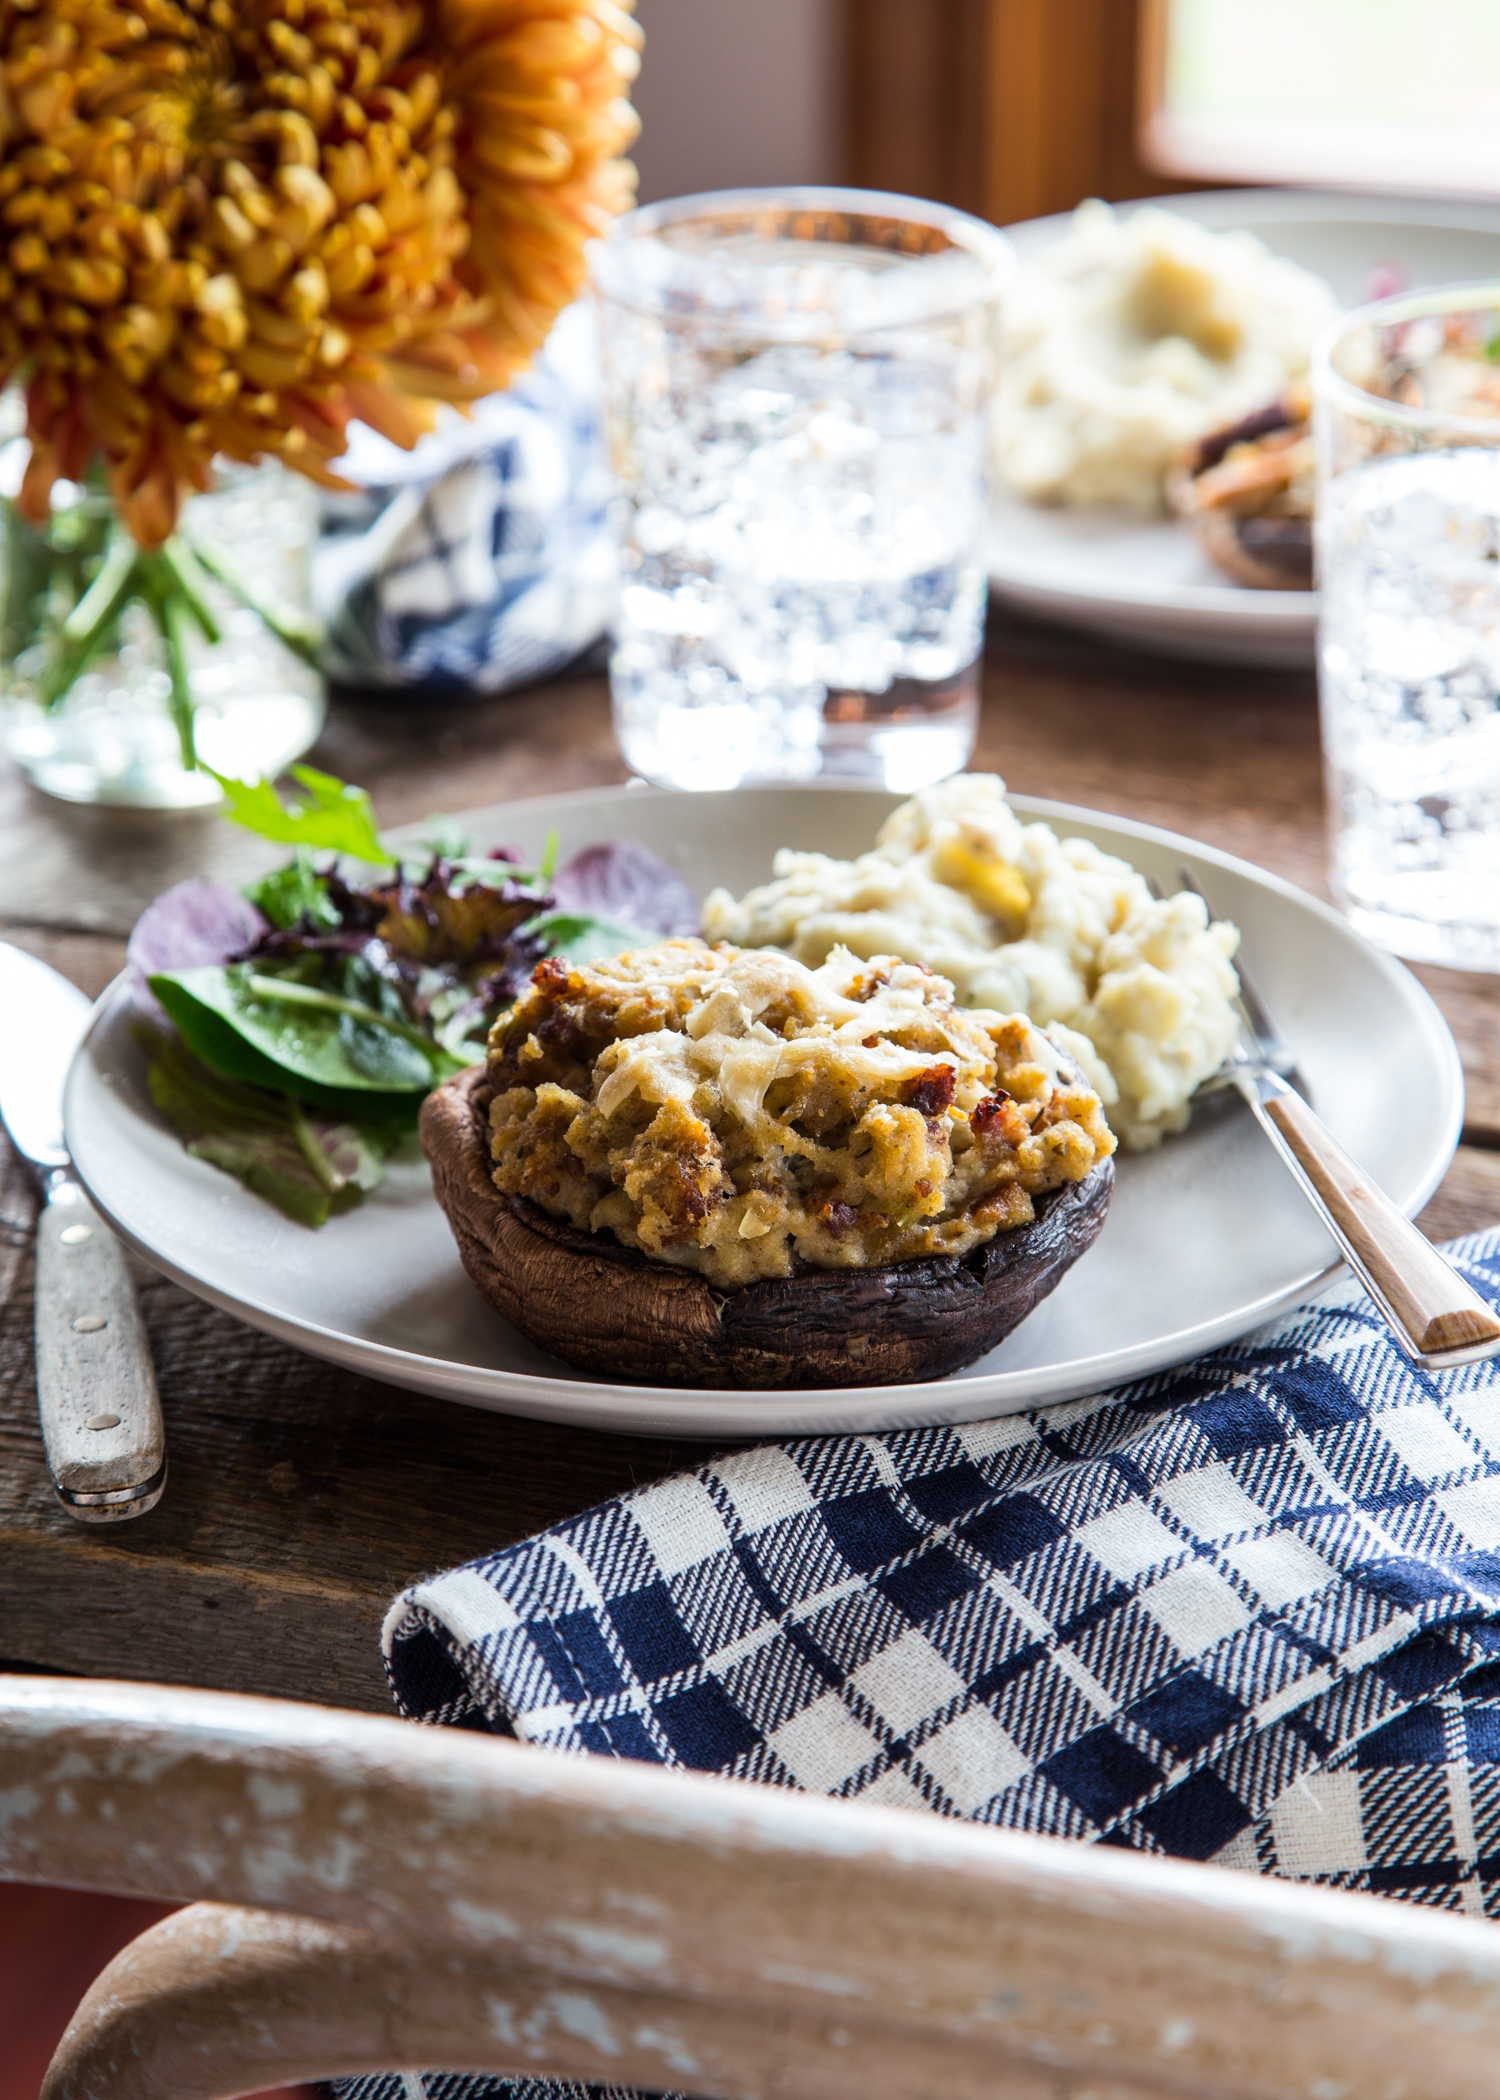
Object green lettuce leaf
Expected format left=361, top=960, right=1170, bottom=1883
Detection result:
left=530, top=910, right=655, bottom=969
left=244, top=848, right=341, bottom=931
left=209, top=764, right=395, bottom=865
left=411, top=810, right=470, bottom=860
left=148, top=962, right=463, bottom=1128
left=142, top=1026, right=395, bottom=1227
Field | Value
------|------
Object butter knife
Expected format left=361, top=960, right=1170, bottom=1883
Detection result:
left=0, top=943, right=166, bottom=1520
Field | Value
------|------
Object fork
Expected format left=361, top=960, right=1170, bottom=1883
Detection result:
left=1177, top=864, right=1299, bottom=1083
left=1173, top=868, right=1500, bottom=1370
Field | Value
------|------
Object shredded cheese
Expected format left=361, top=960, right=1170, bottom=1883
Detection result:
left=484, top=939, right=1115, bottom=1289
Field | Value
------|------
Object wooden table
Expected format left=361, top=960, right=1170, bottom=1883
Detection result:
left=5, top=616, right=1500, bottom=1715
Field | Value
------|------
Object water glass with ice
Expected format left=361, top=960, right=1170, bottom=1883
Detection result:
left=1315, top=285, right=1500, bottom=967
left=590, top=189, right=1012, bottom=794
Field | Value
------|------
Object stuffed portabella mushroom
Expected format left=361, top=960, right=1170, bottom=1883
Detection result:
left=422, top=941, right=1116, bottom=1389
left=1167, top=383, right=1314, bottom=590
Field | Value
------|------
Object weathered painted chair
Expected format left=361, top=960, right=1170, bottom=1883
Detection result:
left=6, top=1673, right=1500, bottom=2100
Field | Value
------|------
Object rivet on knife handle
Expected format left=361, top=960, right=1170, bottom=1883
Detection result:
left=1259, top=1091, right=1500, bottom=1369
left=34, top=1187, right=166, bottom=1521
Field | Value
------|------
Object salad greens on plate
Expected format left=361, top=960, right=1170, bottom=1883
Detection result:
left=129, top=765, right=698, bottom=1225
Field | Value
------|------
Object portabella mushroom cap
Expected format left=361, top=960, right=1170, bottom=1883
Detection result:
left=421, top=1063, right=1115, bottom=1390
left=1165, top=430, right=1313, bottom=592
left=1190, top=505, right=1313, bottom=591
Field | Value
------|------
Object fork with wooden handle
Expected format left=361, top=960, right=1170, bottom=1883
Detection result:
left=1183, top=873, right=1500, bottom=1371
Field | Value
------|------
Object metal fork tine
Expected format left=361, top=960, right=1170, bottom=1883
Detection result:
left=1175, top=863, right=1301, bottom=1084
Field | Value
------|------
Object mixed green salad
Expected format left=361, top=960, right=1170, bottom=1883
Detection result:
left=129, top=766, right=697, bottom=1226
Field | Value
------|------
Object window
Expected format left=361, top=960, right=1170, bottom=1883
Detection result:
left=1141, top=0, right=1500, bottom=197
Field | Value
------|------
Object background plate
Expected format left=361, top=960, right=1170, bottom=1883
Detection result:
left=65, top=784, right=1463, bottom=1438
left=988, top=189, right=1500, bottom=666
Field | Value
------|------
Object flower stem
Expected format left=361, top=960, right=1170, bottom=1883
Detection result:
left=189, top=535, right=324, bottom=666
left=36, top=532, right=140, bottom=709
left=156, top=537, right=222, bottom=646
left=158, top=586, right=200, bottom=771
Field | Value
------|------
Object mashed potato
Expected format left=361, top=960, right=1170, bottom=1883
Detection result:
left=702, top=775, right=1242, bottom=1151
left=995, top=201, right=1337, bottom=514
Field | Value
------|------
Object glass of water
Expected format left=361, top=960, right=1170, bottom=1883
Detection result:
left=1316, top=284, right=1500, bottom=967
left=591, top=188, right=1012, bottom=794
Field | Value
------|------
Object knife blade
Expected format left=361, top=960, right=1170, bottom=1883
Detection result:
left=0, top=942, right=166, bottom=1520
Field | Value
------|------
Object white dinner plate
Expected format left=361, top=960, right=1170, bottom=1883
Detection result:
left=988, top=188, right=1500, bottom=667
left=65, top=784, right=1463, bottom=1439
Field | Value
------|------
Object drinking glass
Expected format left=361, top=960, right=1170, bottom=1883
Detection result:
left=1315, top=284, right=1500, bottom=967
left=591, top=187, right=1012, bottom=794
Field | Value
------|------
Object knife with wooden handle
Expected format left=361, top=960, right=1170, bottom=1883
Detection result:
left=0, top=943, right=166, bottom=1520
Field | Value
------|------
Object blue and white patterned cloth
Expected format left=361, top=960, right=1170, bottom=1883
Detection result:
left=313, top=302, right=617, bottom=698
left=332, top=1230, right=1500, bottom=2100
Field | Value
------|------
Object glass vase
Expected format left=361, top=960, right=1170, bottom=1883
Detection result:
left=1, top=452, right=325, bottom=810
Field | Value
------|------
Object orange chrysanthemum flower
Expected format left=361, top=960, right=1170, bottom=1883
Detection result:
left=0, top=0, right=640, bottom=544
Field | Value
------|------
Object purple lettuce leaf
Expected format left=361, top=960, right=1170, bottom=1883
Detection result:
left=550, top=839, right=699, bottom=939
left=128, top=879, right=269, bottom=1021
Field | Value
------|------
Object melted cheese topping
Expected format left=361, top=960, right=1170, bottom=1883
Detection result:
left=484, top=940, right=1114, bottom=1290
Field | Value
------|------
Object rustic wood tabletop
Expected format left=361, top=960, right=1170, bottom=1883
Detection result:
left=4, top=614, right=1499, bottom=1716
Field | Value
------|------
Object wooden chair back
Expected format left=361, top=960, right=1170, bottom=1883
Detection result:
left=5, top=1674, right=1500, bottom=2100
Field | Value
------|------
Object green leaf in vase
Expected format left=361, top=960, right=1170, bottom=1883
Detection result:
left=142, top=1025, right=396, bottom=1227
left=148, top=962, right=463, bottom=1126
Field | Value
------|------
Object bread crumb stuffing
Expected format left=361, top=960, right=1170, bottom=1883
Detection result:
left=485, top=939, right=1115, bottom=1289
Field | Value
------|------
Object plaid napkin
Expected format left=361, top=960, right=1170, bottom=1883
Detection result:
left=332, top=1228, right=1500, bottom=2100
left=312, top=301, right=616, bottom=699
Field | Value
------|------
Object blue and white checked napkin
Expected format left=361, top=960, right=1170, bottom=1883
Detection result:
left=332, top=1228, right=1500, bottom=2100
left=313, top=301, right=616, bottom=698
